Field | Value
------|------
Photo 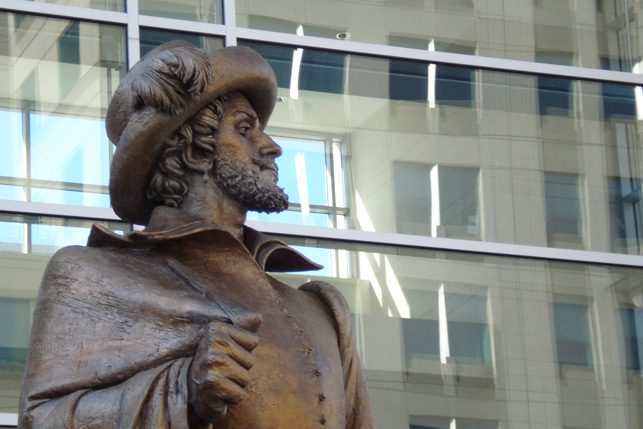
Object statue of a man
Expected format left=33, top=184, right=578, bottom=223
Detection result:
left=19, top=41, right=372, bottom=428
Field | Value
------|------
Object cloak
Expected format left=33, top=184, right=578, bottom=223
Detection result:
left=18, top=207, right=372, bottom=428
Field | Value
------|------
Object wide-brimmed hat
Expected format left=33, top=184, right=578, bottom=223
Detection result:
left=106, top=41, right=277, bottom=225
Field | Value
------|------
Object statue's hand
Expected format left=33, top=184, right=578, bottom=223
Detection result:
left=188, top=318, right=261, bottom=423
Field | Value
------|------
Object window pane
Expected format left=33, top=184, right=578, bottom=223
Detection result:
left=236, top=0, right=643, bottom=72
left=139, top=28, right=224, bottom=58
left=139, top=0, right=222, bottom=24
left=238, top=41, right=643, bottom=253
left=545, top=173, right=583, bottom=248
left=270, top=236, right=643, bottom=429
left=0, top=12, right=126, bottom=208
left=24, top=0, right=124, bottom=12
left=553, top=302, right=593, bottom=367
left=0, top=214, right=131, bottom=414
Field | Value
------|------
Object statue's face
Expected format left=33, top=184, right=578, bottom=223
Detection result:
left=210, top=92, right=289, bottom=213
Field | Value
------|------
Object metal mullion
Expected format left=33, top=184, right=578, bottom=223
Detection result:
left=0, top=0, right=127, bottom=24
left=22, top=109, right=31, bottom=203
left=0, top=200, right=119, bottom=222
left=0, top=412, right=17, bottom=427
left=138, top=15, right=225, bottom=36
left=236, top=27, right=643, bottom=86
left=222, top=0, right=237, bottom=46
left=126, top=0, right=140, bottom=68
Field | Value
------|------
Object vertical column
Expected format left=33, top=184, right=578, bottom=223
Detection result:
left=223, top=0, right=237, bottom=47
left=126, top=0, right=140, bottom=68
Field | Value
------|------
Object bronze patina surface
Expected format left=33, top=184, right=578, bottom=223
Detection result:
left=18, top=42, right=372, bottom=428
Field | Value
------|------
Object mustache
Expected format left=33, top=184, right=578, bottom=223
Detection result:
left=252, top=157, right=278, bottom=171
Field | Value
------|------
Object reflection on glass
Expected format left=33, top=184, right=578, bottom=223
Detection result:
left=237, top=0, right=643, bottom=72
left=621, top=307, right=643, bottom=372
left=247, top=134, right=347, bottom=228
left=0, top=214, right=131, bottom=413
left=394, top=162, right=479, bottom=239
left=0, top=12, right=126, bottom=208
left=139, top=0, right=222, bottom=24
left=553, top=301, right=593, bottom=367
left=545, top=173, right=583, bottom=248
left=139, top=28, right=224, bottom=58
left=238, top=41, right=643, bottom=253
left=271, top=236, right=643, bottom=428
left=24, top=0, right=124, bottom=11
left=609, top=176, right=643, bottom=254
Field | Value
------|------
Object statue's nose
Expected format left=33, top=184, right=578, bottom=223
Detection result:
left=258, top=133, right=282, bottom=158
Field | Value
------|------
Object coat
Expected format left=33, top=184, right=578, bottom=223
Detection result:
left=18, top=206, right=372, bottom=428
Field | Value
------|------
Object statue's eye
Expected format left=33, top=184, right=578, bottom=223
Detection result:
left=238, top=121, right=251, bottom=136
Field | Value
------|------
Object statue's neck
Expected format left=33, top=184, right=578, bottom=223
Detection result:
left=180, top=172, right=247, bottom=241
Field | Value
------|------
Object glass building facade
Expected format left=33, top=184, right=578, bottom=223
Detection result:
left=1, top=0, right=643, bottom=427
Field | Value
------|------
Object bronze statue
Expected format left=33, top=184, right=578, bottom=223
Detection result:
left=18, top=41, right=372, bottom=428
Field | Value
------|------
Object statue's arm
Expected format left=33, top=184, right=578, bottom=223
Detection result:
left=17, top=247, right=202, bottom=429
left=19, top=357, right=206, bottom=429
left=299, top=281, right=374, bottom=429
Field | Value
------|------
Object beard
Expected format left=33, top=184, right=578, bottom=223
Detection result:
left=212, top=152, right=289, bottom=213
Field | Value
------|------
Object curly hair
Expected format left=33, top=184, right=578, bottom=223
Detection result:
left=146, top=96, right=226, bottom=208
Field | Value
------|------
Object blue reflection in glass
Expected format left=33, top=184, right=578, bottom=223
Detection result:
left=0, top=185, right=25, bottom=201
left=291, top=245, right=331, bottom=277
left=0, top=109, right=25, bottom=178
left=30, top=113, right=110, bottom=185
left=31, top=188, right=110, bottom=208
left=0, top=221, right=24, bottom=252
left=31, top=224, right=90, bottom=254
left=247, top=210, right=329, bottom=228
left=273, top=137, right=328, bottom=206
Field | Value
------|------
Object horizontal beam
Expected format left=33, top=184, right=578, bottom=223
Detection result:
left=236, top=27, right=643, bottom=85
left=0, top=412, right=17, bottom=427
left=0, top=200, right=119, bottom=222
left=0, top=0, right=127, bottom=24
left=2, top=200, right=643, bottom=269
left=249, top=220, right=643, bottom=269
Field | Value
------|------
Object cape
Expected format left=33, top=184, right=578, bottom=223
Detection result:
left=18, top=207, right=372, bottom=428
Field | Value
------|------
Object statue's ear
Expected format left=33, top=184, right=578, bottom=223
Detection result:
left=182, top=143, right=214, bottom=173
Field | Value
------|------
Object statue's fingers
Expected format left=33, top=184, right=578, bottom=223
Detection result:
left=208, top=376, right=247, bottom=405
left=223, top=323, right=260, bottom=352
left=216, top=357, right=252, bottom=387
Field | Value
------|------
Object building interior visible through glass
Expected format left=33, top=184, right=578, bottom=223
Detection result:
left=2, top=0, right=643, bottom=427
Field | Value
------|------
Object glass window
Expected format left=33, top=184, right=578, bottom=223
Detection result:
left=248, top=134, right=348, bottom=229
left=236, top=0, right=643, bottom=72
left=236, top=41, right=643, bottom=253
left=270, top=236, right=643, bottom=428
left=539, top=76, right=574, bottom=116
left=24, top=0, right=124, bottom=12
left=545, top=173, right=583, bottom=248
left=394, top=163, right=479, bottom=239
left=0, top=12, right=126, bottom=209
left=139, top=28, right=224, bottom=58
left=553, top=301, right=593, bottom=367
left=608, top=176, right=643, bottom=254
left=139, top=0, right=222, bottom=24
left=621, top=307, right=643, bottom=371
left=602, top=82, right=636, bottom=120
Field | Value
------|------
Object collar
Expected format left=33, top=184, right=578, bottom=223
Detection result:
left=87, top=206, right=322, bottom=273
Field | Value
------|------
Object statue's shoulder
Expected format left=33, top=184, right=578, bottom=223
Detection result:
left=299, top=280, right=352, bottom=329
left=46, top=244, right=130, bottom=271
left=42, top=244, right=150, bottom=292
